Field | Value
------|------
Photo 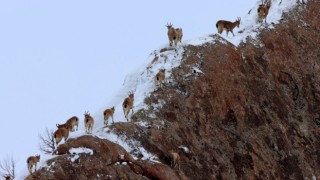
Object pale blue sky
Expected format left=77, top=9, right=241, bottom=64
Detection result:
left=0, top=0, right=255, bottom=176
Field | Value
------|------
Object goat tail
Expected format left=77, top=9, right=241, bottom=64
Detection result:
left=216, top=22, right=218, bottom=28
left=217, top=23, right=224, bottom=34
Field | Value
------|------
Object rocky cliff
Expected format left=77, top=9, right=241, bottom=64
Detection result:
left=27, top=1, right=319, bottom=179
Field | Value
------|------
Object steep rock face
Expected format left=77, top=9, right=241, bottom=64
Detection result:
left=27, top=136, right=187, bottom=179
left=112, top=1, right=320, bottom=179
left=27, top=1, right=319, bottom=179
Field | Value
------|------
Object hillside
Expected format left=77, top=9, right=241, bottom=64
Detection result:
left=25, top=0, right=320, bottom=179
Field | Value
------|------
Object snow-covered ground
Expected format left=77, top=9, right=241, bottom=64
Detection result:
left=14, top=0, right=303, bottom=179
left=217, top=0, right=304, bottom=46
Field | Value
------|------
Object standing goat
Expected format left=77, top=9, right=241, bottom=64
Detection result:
left=56, top=116, right=79, bottom=132
left=122, top=91, right=134, bottom=121
left=54, top=126, right=69, bottom=146
left=103, top=106, right=115, bottom=125
left=216, top=17, right=241, bottom=37
left=27, top=155, right=40, bottom=174
left=175, top=28, right=183, bottom=43
left=166, top=23, right=177, bottom=47
left=258, top=0, right=271, bottom=24
left=84, top=111, right=94, bottom=134
left=169, top=151, right=180, bottom=170
left=155, top=69, right=166, bottom=88
left=166, top=23, right=183, bottom=49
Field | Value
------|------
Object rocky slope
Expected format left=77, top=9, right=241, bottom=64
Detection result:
left=27, top=0, right=319, bottom=179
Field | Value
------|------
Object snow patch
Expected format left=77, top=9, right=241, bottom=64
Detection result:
left=67, top=147, right=93, bottom=162
left=185, top=35, right=216, bottom=46
left=179, top=146, right=190, bottom=154
left=96, top=127, right=159, bottom=162
left=69, top=147, right=94, bottom=155
left=136, top=121, right=151, bottom=128
left=69, top=154, right=80, bottom=163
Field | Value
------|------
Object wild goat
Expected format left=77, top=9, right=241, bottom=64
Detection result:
left=155, top=69, right=165, bottom=88
left=56, top=116, right=79, bottom=132
left=258, top=0, right=271, bottom=24
left=122, top=91, right=134, bottom=121
left=216, top=17, right=241, bottom=37
left=27, top=155, right=40, bottom=174
left=175, top=28, right=183, bottom=43
left=166, top=23, right=183, bottom=49
left=54, top=126, right=69, bottom=146
left=169, top=151, right=180, bottom=170
left=166, top=23, right=177, bottom=47
left=84, top=111, right=94, bottom=134
left=103, top=106, right=115, bottom=125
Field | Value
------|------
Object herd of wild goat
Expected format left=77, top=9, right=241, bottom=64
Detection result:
left=24, top=0, right=273, bottom=176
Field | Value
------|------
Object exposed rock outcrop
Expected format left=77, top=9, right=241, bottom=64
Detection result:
left=27, top=136, right=187, bottom=179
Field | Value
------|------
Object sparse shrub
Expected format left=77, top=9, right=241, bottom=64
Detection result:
left=0, top=156, right=15, bottom=180
left=39, top=128, right=55, bottom=154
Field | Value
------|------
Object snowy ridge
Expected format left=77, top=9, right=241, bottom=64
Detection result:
left=217, top=0, right=304, bottom=46
left=16, top=0, right=303, bottom=178
left=98, top=35, right=220, bottom=126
